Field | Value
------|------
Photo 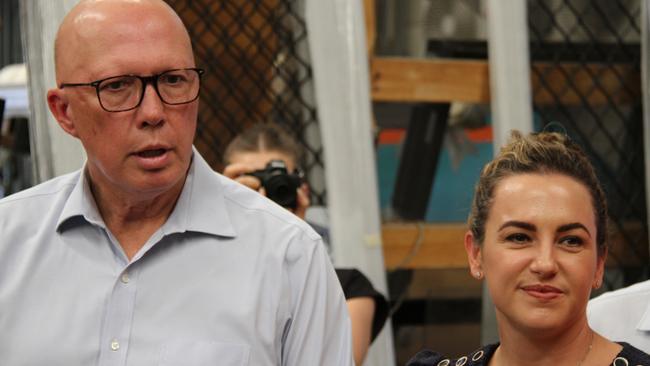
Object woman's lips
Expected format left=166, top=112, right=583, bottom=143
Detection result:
left=521, top=284, right=564, bottom=300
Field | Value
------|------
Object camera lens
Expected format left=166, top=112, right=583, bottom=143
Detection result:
left=265, top=174, right=298, bottom=208
left=247, top=159, right=302, bottom=209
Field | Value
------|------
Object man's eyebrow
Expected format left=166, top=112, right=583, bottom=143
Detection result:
left=557, top=222, right=592, bottom=237
left=498, top=221, right=536, bottom=232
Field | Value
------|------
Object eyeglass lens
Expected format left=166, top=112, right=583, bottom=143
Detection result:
left=98, top=69, right=201, bottom=112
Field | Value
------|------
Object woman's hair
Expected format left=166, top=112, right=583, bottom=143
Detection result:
left=468, top=130, right=608, bottom=256
left=223, top=123, right=303, bottom=167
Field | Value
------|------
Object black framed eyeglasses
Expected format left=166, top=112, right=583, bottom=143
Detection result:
left=59, top=68, right=205, bottom=112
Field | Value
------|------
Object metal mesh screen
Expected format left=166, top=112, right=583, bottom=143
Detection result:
left=165, top=0, right=326, bottom=204
left=0, top=0, right=23, bottom=69
left=528, top=0, right=648, bottom=289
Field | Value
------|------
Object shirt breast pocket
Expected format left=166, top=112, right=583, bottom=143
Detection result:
left=159, top=340, right=250, bottom=366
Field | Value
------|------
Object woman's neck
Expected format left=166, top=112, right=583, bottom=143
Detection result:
left=491, top=317, right=595, bottom=366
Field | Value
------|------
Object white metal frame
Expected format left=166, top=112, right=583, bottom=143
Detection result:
left=484, top=0, right=534, bottom=344
left=305, top=0, right=395, bottom=364
left=21, top=0, right=85, bottom=182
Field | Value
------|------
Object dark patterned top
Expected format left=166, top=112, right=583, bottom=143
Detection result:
left=406, top=342, right=650, bottom=366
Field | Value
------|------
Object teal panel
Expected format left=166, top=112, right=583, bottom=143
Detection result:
left=376, top=141, right=493, bottom=222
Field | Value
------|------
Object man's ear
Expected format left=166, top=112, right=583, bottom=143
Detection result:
left=47, top=88, right=79, bottom=138
left=464, top=230, right=483, bottom=279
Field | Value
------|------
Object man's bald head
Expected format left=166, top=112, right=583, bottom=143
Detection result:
left=53, top=0, right=192, bottom=83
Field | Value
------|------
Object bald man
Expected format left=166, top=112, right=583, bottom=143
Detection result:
left=0, top=1, right=353, bottom=365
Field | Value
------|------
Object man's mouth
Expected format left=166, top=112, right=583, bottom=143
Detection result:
left=136, top=148, right=167, bottom=158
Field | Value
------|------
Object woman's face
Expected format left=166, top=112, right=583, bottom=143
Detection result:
left=466, top=173, right=605, bottom=336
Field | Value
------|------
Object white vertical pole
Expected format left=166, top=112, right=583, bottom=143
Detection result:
left=642, top=0, right=650, bottom=257
left=484, top=0, right=533, bottom=344
left=20, top=0, right=85, bottom=183
left=487, top=0, right=533, bottom=148
left=305, top=0, right=395, bottom=364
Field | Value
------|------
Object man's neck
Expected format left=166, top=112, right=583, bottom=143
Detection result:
left=89, top=174, right=186, bottom=260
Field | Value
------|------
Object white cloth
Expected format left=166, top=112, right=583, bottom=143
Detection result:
left=588, top=279, right=650, bottom=353
left=0, top=149, right=353, bottom=366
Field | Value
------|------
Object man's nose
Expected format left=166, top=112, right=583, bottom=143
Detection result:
left=138, top=83, right=164, bottom=126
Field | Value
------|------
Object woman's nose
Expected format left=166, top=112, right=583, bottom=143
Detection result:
left=529, top=243, right=559, bottom=278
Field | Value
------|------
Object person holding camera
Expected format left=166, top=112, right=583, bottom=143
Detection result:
left=223, top=123, right=389, bottom=366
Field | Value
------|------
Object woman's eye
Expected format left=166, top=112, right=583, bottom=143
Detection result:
left=559, top=236, right=584, bottom=247
left=505, top=233, right=530, bottom=244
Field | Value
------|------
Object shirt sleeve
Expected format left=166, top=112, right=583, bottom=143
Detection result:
left=281, top=233, right=354, bottom=366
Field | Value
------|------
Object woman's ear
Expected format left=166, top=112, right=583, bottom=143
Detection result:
left=465, top=230, right=483, bottom=280
left=47, top=88, right=79, bottom=138
left=593, top=246, right=607, bottom=289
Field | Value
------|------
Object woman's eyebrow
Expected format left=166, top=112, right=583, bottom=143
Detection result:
left=557, top=222, right=591, bottom=237
left=498, top=220, right=536, bottom=232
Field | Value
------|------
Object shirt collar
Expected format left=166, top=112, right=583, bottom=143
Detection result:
left=637, top=298, right=650, bottom=331
left=56, top=148, right=236, bottom=239
left=56, top=168, right=105, bottom=231
left=162, top=147, right=236, bottom=238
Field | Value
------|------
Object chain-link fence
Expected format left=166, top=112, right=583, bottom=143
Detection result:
left=165, top=0, right=648, bottom=288
left=407, top=0, right=650, bottom=290
left=165, top=0, right=326, bottom=204
left=528, top=0, right=648, bottom=289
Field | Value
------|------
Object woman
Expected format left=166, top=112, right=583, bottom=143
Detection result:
left=407, top=131, right=650, bottom=365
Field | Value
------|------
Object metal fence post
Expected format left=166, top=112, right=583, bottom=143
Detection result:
left=485, top=0, right=533, bottom=345
left=643, top=0, right=650, bottom=260
left=305, top=0, right=395, bottom=364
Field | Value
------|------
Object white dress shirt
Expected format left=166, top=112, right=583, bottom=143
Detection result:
left=588, top=279, right=650, bottom=353
left=0, top=149, right=353, bottom=366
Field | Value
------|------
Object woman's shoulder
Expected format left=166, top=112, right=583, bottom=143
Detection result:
left=613, top=342, right=650, bottom=365
left=405, top=344, right=498, bottom=366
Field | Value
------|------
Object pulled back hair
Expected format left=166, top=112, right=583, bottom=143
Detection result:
left=223, top=123, right=303, bottom=168
left=468, top=130, right=608, bottom=256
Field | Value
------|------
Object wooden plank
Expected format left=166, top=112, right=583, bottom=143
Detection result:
left=371, top=58, right=490, bottom=103
left=370, top=57, right=640, bottom=106
left=363, top=0, right=376, bottom=56
left=382, top=223, right=468, bottom=270
left=382, top=221, right=648, bottom=270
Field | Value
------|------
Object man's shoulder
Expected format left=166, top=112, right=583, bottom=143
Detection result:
left=588, top=280, right=650, bottom=324
left=213, top=172, right=321, bottom=242
left=590, top=280, right=650, bottom=308
left=0, top=171, right=80, bottom=209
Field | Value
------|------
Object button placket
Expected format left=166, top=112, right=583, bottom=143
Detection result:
left=97, top=267, right=139, bottom=366
left=110, top=339, right=120, bottom=351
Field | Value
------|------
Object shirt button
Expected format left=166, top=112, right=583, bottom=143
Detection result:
left=110, top=339, right=120, bottom=351
left=120, top=273, right=130, bottom=284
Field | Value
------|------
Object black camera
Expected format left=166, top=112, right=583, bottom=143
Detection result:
left=248, top=160, right=303, bottom=209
